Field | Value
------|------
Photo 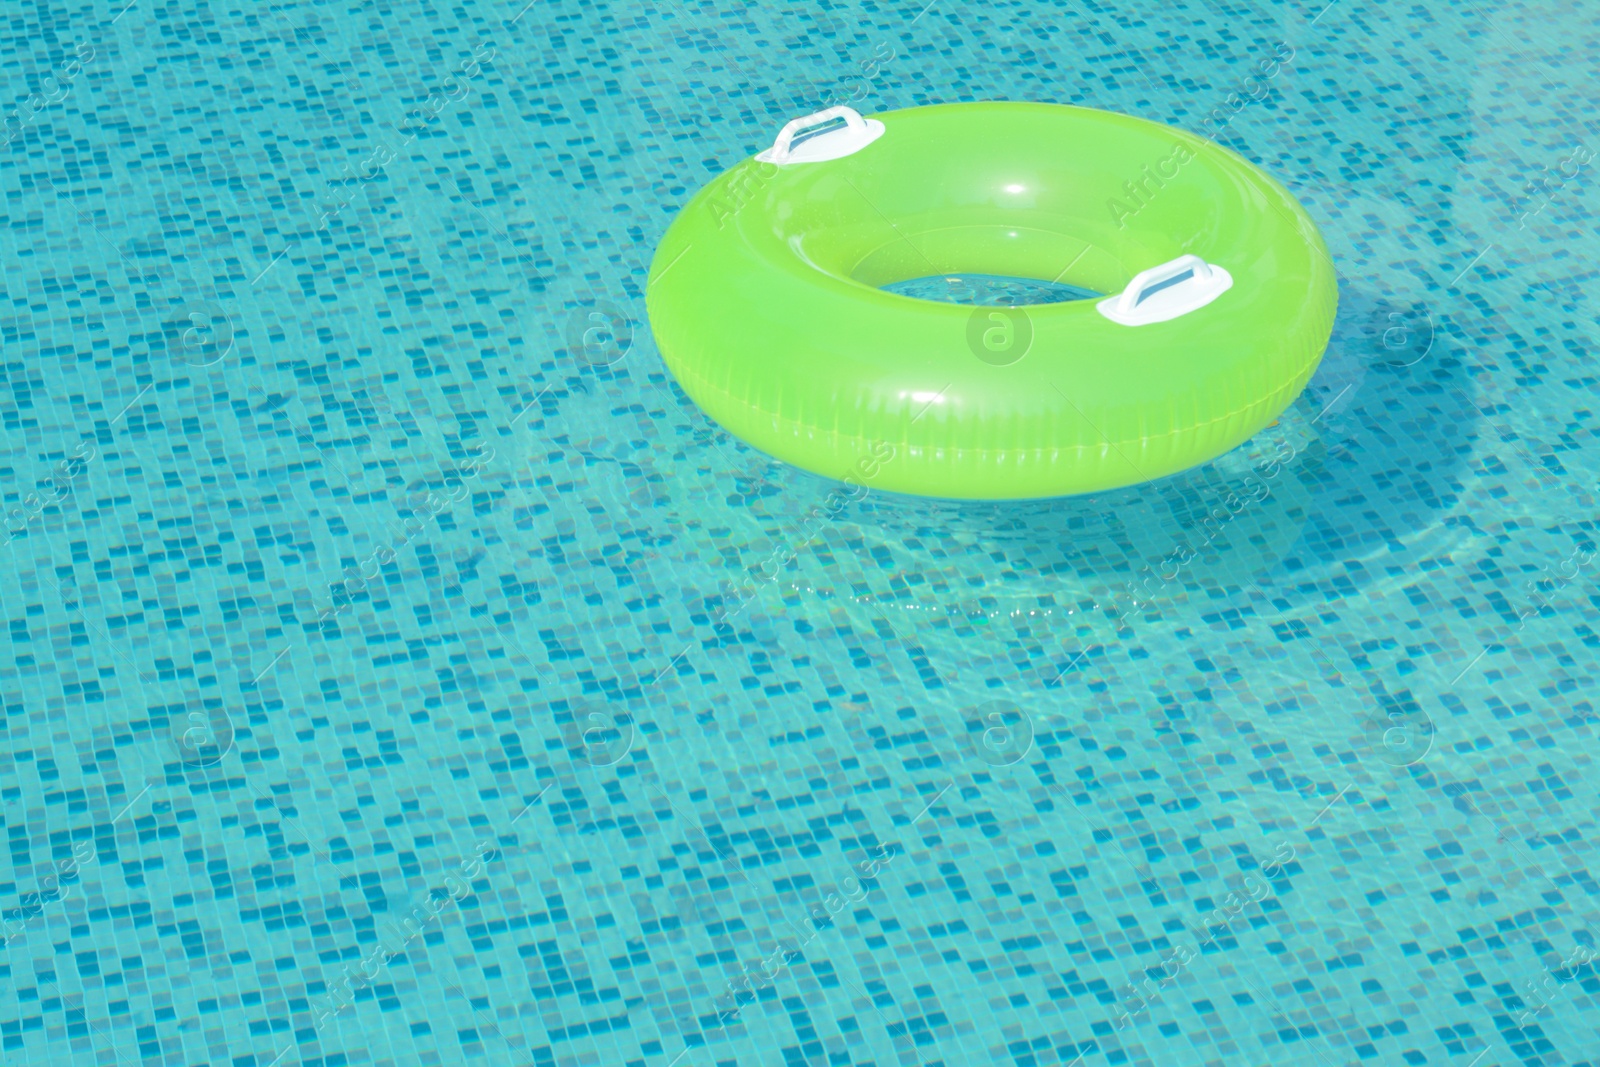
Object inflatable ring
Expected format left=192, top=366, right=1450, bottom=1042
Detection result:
left=646, top=101, right=1337, bottom=500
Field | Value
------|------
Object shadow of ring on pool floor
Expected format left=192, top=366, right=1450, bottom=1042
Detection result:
left=771, top=280, right=1481, bottom=637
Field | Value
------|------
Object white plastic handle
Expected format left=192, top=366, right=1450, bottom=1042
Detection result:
left=755, top=106, right=886, bottom=166
left=1097, top=254, right=1233, bottom=326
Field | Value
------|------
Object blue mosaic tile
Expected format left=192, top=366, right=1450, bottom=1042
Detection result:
left=3, top=0, right=1600, bottom=1064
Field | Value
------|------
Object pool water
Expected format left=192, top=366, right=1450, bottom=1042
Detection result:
left=2, top=0, right=1599, bottom=1065
left=881, top=274, right=1102, bottom=305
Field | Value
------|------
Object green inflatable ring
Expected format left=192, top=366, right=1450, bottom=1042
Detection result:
left=646, top=101, right=1337, bottom=500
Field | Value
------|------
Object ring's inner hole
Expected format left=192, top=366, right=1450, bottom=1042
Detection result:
left=824, top=223, right=1132, bottom=304
left=880, top=273, right=1102, bottom=306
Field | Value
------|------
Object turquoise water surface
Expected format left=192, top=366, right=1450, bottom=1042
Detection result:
left=3, top=0, right=1600, bottom=1065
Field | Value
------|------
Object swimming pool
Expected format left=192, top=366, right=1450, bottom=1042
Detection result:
left=2, top=0, right=1598, bottom=1063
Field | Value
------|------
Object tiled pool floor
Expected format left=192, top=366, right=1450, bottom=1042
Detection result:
left=3, top=0, right=1600, bottom=1065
